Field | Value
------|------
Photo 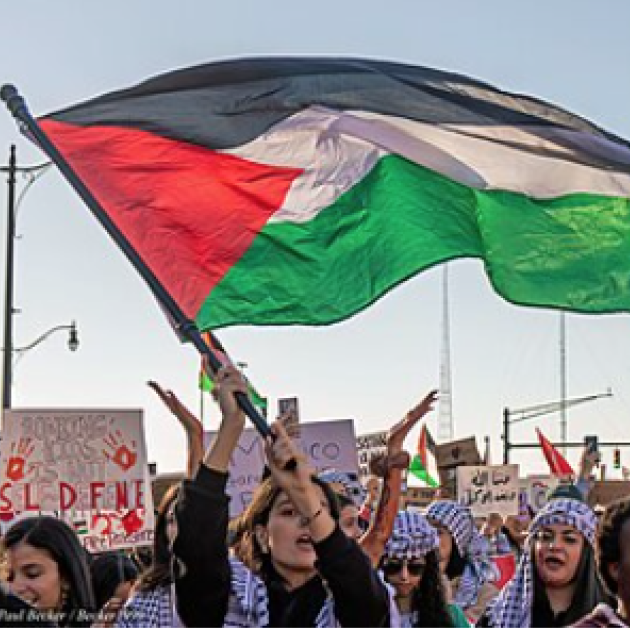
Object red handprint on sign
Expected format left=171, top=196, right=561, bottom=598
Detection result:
left=5, top=438, right=35, bottom=482
left=120, top=509, right=144, bottom=535
left=102, top=430, right=137, bottom=472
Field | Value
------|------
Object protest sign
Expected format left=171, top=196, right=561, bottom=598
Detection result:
left=524, top=475, right=559, bottom=513
left=205, top=419, right=358, bottom=516
left=457, top=464, right=519, bottom=517
left=588, top=480, right=630, bottom=507
left=0, top=409, right=154, bottom=551
left=403, top=486, right=439, bottom=509
left=356, top=430, right=388, bottom=482
left=436, top=437, right=482, bottom=496
left=277, top=397, right=300, bottom=428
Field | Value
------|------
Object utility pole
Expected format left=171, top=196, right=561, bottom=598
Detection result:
left=2, top=145, right=16, bottom=410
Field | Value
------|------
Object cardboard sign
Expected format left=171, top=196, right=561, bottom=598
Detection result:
left=356, top=430, right=388, bottom=482
left=205, top=419, right=358, bottom=516
left=0, top=409, right=154, bottom=550
left=436, top=437, right=481, bottom=495
left=457, top=464, right=519, bottom=517
left=403, top=486, right=439, bottom=509
left=588, top=480, right=630, bottom=507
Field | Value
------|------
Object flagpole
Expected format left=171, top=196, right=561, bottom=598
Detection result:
left=1, top=85, right=276, bottom=443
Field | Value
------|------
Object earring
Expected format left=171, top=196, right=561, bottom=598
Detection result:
left=59, top=582, right=70, bottom=610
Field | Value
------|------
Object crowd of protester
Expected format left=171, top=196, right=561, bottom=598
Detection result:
left=1, top=366, right=629, bottom=627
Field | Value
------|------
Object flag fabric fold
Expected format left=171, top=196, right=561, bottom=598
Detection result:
left=536, top=428, right=575, bottom=476
left=409, top=424, right=439, bottom=488
left=38, top=57, right=630, bottom=330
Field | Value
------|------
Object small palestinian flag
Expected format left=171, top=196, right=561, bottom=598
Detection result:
left=37, top=57, right=630, bottom=329
left=198, top=332, right=267, bottom=411
left=409, top=424, right=439, bottom=488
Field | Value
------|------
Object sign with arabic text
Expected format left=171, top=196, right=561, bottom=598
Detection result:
left=457, top=464, right=519, bottom=517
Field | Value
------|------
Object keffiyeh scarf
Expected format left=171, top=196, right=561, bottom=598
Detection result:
left=426, top=500, right=497, bottom=609
left=318, top=469, right=366, bottom=507
left=485, top=498, right=597, bottom=628
left=384, top=511, right=440, bottom=560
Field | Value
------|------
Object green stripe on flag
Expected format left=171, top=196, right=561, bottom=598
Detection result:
left=196, top=154, right=630, bottom=329
left=199, top=369, right=267, bottom=410
left=408, top=454, right=439, bottom=488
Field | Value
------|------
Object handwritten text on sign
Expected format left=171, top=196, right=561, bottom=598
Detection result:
left=0, top=409, right=154, bottom=550
left=457, top=465, right=519, bottom=517
left=205, top=419, right=358, bottom=517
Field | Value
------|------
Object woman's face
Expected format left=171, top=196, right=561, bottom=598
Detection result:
left=504, top=515, right=528, bottom=547
left=534, top=524, right=584, bottom=588
left=339, top=504, right=361, bottom=540
left=382, top=557, right=426, bottom=598
left=428, top=518, right=453, bottom=572
left=258, top=486, right=330, bottom=584
left=7, top=542, right=64, bottom=611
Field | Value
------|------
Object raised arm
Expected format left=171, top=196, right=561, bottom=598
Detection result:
left=360, top=390, right=438, bottom=568
left=148, top=380, right=204, bottom=478
left=172, top=366, right=247, bottom=627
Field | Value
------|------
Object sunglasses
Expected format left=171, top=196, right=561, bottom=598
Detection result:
left=382, top=559, right=426, bottom=577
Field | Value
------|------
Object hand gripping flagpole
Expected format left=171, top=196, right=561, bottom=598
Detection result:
left=0, top=85, right=290, bottom=457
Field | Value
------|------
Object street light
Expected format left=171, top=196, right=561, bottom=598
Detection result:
left=7, top=321, right=79, bottom=400
left=14, top=321, right=79, bottom=355
left=1, top=144, right=53, bottom=409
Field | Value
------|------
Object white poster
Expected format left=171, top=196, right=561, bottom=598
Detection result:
left=205, top=419, right=358, bottom=516
left=0, top=409, right=154, bottom=551
left=525, top=474, right=559, bottom=513
left=457, top=464, right=519, bottom=517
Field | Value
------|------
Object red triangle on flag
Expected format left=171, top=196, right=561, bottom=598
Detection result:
left=536, top=428, right=574, bottom=476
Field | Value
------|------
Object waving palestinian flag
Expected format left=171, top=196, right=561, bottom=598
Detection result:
left=38, top=57, right=630, bottom=329
left=409, top=424, right=439, bottom=487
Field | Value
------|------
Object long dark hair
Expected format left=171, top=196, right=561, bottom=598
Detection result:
left=411, top=550, right=454, bottom=628
left=4, top=516, right=96, bottom=627
left=136, top=484, right=179, bottom=592
left=532, top=543, right=611, bottom=627
left=237, top=475, right=339, bottom=582
left=444, top=540, right=467, bottom=580
left=90, top=551, right=139, bottom=609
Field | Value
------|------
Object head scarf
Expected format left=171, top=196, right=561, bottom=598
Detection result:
left=485, top=498, right=598, bottom=628
left=426, top=500, right=497, bottom=609
left=317, top=470, right=366, bottom=507
left=384, top=511, right=440, bottom=560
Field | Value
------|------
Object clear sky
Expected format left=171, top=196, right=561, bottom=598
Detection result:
left=1, top=0, right=629, bottom=477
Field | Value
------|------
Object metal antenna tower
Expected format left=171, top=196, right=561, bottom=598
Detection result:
left=438, top=265, right=454, bottom=441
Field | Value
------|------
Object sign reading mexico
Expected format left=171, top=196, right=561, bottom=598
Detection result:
left=206, top=419, right=358, bottom=516
left=0, top=409, right=154, bottom=551
left=457, top=464, right=519, bottom=517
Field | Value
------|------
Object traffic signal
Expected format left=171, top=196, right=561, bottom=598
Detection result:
left=613, top=448, right=621, bottom=469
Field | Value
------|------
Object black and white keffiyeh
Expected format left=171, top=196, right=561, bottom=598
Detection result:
left=384, top=511, right=439, bottom=560
left=485, top=498, right=598, bottom=628
left=318, top=469, right=366, bottom=507
left=426, top=500, right=497, bottom=610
